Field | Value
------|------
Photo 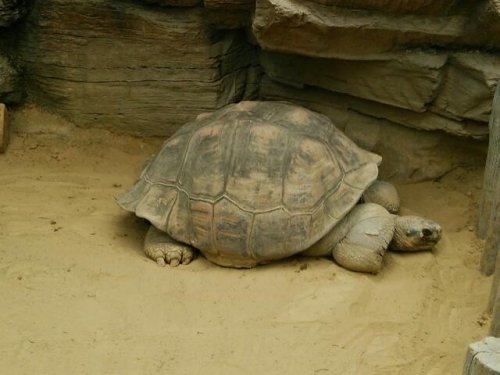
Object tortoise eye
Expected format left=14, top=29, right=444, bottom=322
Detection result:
left=406, top=229, right=418, bottom=236
left=422, top=229, right=432, bottom=237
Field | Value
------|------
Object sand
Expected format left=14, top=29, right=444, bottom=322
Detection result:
left=0, top=107, right=492, bottom=374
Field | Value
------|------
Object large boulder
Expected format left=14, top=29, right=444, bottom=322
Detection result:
left=0, top=0, right=28, bottom=27
left=18, top=0, right=258, bottom=136
left=252, top=0, right=466, bottom=58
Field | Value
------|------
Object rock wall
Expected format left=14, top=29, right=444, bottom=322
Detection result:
left=14, top=0, right=259, bottom=136
left=0, top=54, right=21, bottom=104
left=0, top=0, right=497, bottom=180
left=250, top=0, right=495, bottom=179
left=0, top=0, right=27, bottom=27
left=0, top=0, right=24, bottom=104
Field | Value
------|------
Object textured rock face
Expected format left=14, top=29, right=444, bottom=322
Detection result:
left=308, top=0, right=458, bottom=14
left=260, top=51, right=447, bottom=112
left=0, top=54, right=22, bottom=104
left=432, top=53, right=500, bottom=123
left=259, top=49, right=500, bottom=139
left=204, top=0, right=254, bottom=28
left=18, top=0, right=258, bottom=136
left=0, top=0, right=27, bottom=27
left=141, top=0, right=201, bottom=6
left=253, top=0, right=466, bottom=58
left=465, top=0, right=500, bottom=49
left=344, top=113, right=486, bottom=181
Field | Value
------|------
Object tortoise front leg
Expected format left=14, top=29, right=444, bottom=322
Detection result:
left=303, top=203, right=394, bottom=274
left=144, top=226, right=195, bottom=267
left=332, top=204, right=395, bottom=273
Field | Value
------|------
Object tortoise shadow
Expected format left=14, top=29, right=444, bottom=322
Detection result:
left=112, top=212, right=150, bottom=257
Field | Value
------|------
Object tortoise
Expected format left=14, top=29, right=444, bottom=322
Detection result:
left=117, top=101, right=442, bottom=273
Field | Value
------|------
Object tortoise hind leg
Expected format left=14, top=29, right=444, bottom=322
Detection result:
left=144, top=226, right=195, bottom=267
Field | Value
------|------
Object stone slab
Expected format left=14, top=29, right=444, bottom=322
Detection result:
left=253, top=0, right=466, bottom=58
left=260, top=75, right=488, bottom=139
left=308, top=0, right=458, bottom=15
left=260, top=50, right=447, bottom=112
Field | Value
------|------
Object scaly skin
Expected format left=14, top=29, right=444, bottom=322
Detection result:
left=302, top=203, right=442, bottom=273
left=144, top=226, right=195, bottom=267
left=363, top=180, right=400, bottom=214
left=390, top=216, right=442, bottom=251
left=303, top=203, right=395, bottom=273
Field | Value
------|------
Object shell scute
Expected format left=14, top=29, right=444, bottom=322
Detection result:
left=144, top=132, right=190, bottom=185
left=283, top=135, right=342, bottom=211
left=210, top=198, right=254, bottom=266
left=250, top=209, right=289, bottom=261
left=178, top=121, right=228, bottom=199
left=225, top=122, right=288, bottom=210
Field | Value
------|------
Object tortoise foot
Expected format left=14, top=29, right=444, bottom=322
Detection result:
left=153, top=245, right=195, bottom=267
left=144, top=226, right=195, bottom=267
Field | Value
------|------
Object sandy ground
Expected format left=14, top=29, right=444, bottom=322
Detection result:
left=0, top=107, right=492, bottom=375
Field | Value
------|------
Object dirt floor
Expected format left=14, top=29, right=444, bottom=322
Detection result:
left=0, top=107, right=492, bottom=374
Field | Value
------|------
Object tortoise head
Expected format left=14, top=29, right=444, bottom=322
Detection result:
left=390, top=216, right=442, bottom=251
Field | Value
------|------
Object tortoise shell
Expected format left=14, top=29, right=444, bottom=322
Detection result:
left=118, top=101, right=381, bottom=267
